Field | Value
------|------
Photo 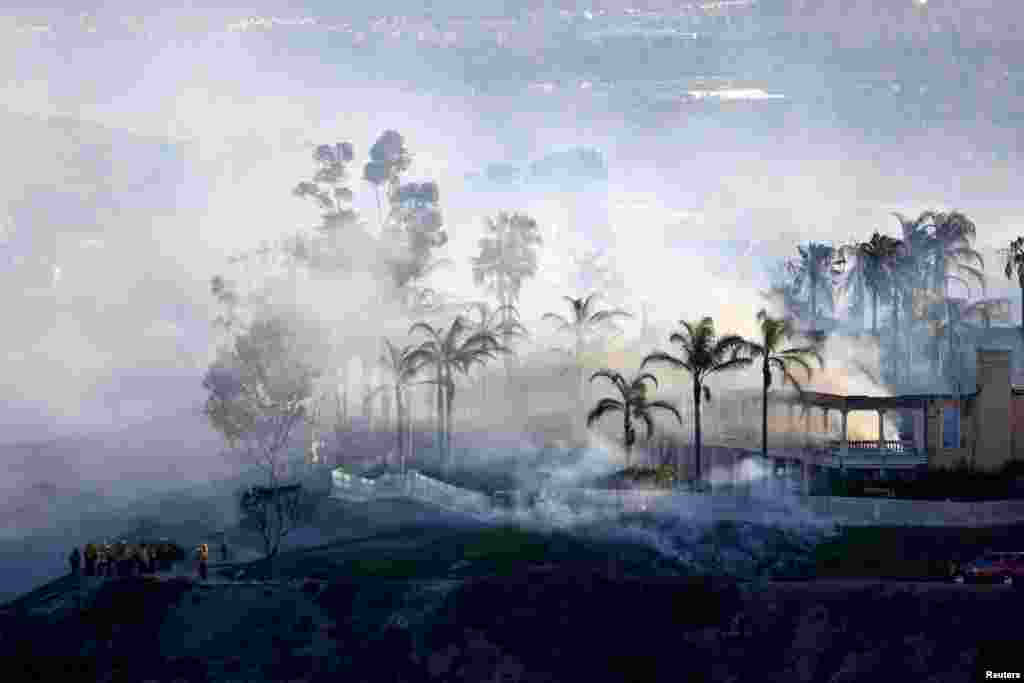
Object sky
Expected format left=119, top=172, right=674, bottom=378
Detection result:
left=3, top=0, right=1024, bottom=451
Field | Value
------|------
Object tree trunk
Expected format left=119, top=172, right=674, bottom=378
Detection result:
left=446, top=383, right=455, bottom=468
left=436, top=368, right=445, bottom=465
left=761, top=364, right=770, bottom=462
left=395, top=387, right=404, bottom=472
left=693, top=381, right=703, bottom=486
left=624, top=413, right=632, bottom=469
left=871, top=288, right=879, bottom=336
left=810, top=271, right=818, bottom=329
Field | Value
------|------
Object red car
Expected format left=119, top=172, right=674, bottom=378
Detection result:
left=953, top=552, right=1024, bottom=586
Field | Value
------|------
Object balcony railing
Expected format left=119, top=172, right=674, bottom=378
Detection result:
left=813, top=439, right=926, bottom=468
left=828, top=439, right=918, bottom=453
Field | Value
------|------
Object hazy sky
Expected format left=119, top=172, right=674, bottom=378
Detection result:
left=3, top=1, right=1024, bottom=441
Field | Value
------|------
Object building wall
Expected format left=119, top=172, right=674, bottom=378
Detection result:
left=972, top=349, right=1013, bottom=471
left=1012, top=391, right=1024, bottom=461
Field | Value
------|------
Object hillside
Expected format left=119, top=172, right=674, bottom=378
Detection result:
left=3, top=560, right=1021, bottom=683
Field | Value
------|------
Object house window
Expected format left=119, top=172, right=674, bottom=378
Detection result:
left=942, top=405, right=960, bottom=449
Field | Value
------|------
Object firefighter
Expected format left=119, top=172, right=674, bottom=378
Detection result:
left=84, top=543, right=98, bottom=576
left=137, top=544, right=150, bottom=574
left=68, top=546, right=81, bottom=576
left=197, top=543, right=209, bottom=581
left=116, top=541, right=130, bottom=578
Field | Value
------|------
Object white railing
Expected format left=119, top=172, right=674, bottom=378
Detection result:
left=330, top=468, right=490, bottom=514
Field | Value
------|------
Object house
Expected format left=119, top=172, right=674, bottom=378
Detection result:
left=775, top=347, right=1022, bottom=482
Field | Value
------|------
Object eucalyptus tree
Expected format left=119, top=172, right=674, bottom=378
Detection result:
left=202, top=309, right=332, bottom=487
left=744, top=310, right=823, bottom=462
left=542, top=293, right=632, bottom=411
left=292, top=142, right=359, bottom=249
left=363, top=130, right=412, bottom=232
left=641, top=318, right=751, bottom=484
left=586, top=370, right=682, bottom=468
left=1004, top=236, right=1024, bottom=332
left=407, top=317, right=508, bottom=465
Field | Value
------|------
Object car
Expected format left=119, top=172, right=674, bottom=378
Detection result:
left=952, top=551, right=1024, bottom=586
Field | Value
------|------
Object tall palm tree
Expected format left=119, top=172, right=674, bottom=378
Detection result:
left=407, top=317, right=507, bottom=465
left=791, top=242, right=841, bottom=329
left=744, top=310, right=823, bottom=462
left=370, top=339, right=426, bottom=474
left=472, top=212, right=542, bottom=373
left=839, top=233, right=904, bottom=336
left=924, top=210, right=985, bottom=300
left=641, top=318, right=751, bottom=484
left=543, top=293, right=632, bottom=408
left=1003, top=236, right=1024, bottom=333
left=586, top=370, right=682, bottom=468
left=463, top=301, right=529, bottom=402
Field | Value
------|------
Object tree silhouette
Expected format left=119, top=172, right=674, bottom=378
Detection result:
left=542, top=293, right=631, bottom=418
left=407, top=317, right=507, bottom=466
left=641, top=318, right=751, bottom=485
left=586, top=369, right=682, bottom=468
left=1004, top=236, right=1024, bottom=333
left=471, top=211, right=542, bottom=370
left=744, top=310, right=822, bottom=463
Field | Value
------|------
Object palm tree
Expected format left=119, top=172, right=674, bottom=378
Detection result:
left=586, top=370, right=682, bottom=468
left=924, top=210, right=985, bottom=300
left=1003, top=236, right=1024, bottom=333
left=370, top=339, right=425, bottom=475
left=542, top=293, right=632, bottom=416
left=463, top=301, right=529, bottom=402
left=641, top=318, right=751, bottom=485
left=744, top=310, right=823, bottom=462
left=407, top=317, right=507, bottom=466
left=471, top=212, right=543, bottom=369
left=790, top=242, right=841, bottom=330
left=839, top=233, right=904, bottom=336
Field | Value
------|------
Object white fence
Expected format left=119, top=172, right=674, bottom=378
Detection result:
left=331, top=468, right=1024, bottom=527
left=330, top=469, right=491, bottom=514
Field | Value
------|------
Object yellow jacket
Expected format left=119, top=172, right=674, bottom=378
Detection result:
left=84, top=544, right=98, bottom=560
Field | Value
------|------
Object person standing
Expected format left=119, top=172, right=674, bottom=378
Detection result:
left=68, top=546, right=81, bottom=576
left=84, top=543, right=97, bottom=576
left=197, top=543, right=209, bottom=581
left=220, top=541, right=229, bottom=563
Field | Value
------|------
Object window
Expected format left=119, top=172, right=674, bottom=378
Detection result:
left=942, top=405, right=960, bottom=449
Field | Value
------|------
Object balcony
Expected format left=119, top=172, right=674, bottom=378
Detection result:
left=812, top=439, right=928, bottom=469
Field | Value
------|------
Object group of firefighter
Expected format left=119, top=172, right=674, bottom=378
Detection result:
left=68, top=540, right=221, bottom=581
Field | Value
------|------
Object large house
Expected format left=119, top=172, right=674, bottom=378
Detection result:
left=773, top=345, right=1024, bottom=481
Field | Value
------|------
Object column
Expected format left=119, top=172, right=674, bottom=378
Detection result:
left=878, top=409, right=886, bottom=474
left=840, top=409, right=849, bottom=468
left=804, top=405, right=812, bottom=448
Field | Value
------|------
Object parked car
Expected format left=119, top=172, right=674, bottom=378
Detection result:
left=952, top=551, right=1024, bottom=586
